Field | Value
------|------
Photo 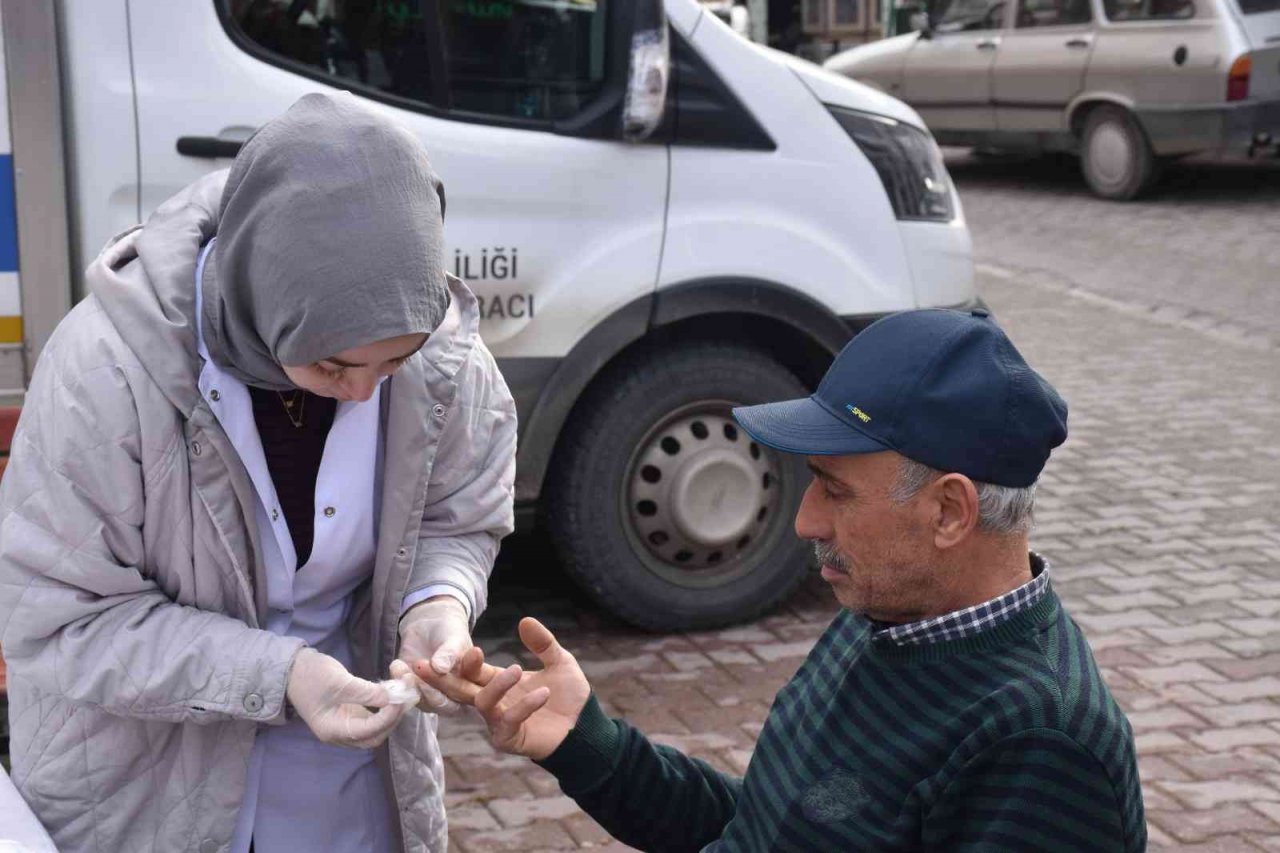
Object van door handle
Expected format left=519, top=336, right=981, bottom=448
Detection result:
left=1065, top=37, right=1092, bottom=48
left=176, top=137, right=245, bottom=159
left=976, top=38, right=1000, bottom=50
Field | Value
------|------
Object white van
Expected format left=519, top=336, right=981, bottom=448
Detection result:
left=0, top=0, right=975, bottom=630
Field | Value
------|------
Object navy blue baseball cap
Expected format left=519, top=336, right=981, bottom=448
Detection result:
left=732, top=308, right=1067, bottom=488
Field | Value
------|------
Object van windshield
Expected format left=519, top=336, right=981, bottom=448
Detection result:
left=1238, top=0, right=1280, bottom=13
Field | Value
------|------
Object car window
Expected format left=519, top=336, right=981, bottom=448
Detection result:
left=1104, top=0, right=1194, bottom=18
left=933, top=0, right=1006, bottom=32
left=223, top=0, right=437, bottom=104
left=438, top=0, right=608, bottom=121
left=1236, top=0, right=1280, bottom=12
left=1015, top=0, right=1092, bottom=26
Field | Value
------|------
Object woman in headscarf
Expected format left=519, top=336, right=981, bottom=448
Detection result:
left=0, top=92, right=515, bottom=853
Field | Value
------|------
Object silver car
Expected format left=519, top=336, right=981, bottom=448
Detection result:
left=825, top=0, right=1280, bottom=198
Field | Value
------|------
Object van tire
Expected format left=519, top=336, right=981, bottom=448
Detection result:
left=547, top=343, right=813, bottom=631
left=1080, top=105, right=1157, bottom=200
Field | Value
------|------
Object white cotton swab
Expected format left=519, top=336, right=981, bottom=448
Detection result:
left=380, top=679, right=420, bottom=705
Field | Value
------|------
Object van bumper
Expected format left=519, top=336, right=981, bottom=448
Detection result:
left=1136, top=99, right=1280, bottom=156
left=841, top=295, right=989, bottom=336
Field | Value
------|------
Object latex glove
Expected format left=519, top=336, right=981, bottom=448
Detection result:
left=286, top=648, right=415, bottom=749
left=398, top=596, right=473, bottom=714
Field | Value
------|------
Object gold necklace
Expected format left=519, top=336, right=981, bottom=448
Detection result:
left=277, top=390, right=306, bottom=428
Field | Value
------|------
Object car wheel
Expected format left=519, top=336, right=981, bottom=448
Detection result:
left=1080, top=105, right=1158, bottom=200
left=547, top=342, right=813, bottom=632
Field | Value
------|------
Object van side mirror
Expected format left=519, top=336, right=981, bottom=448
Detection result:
left=909, top=10, right=934, bottom=36
left=622, top=0, right=670, bottom=142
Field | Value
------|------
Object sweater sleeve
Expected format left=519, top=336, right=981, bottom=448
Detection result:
left=925, top=728, right=1144, bottom=852
left=536, top=694, right=743, bottom=852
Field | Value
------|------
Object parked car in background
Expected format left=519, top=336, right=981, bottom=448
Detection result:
left=824, top=0, right=1280, bottom=198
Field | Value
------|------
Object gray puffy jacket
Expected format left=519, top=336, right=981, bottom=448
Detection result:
left=0, top=172, right=516, bottom=852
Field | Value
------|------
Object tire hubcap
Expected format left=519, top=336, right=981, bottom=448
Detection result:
left=627, top=405, right=779, bottom=577
left=1089, top=122, right=1132, bottom=186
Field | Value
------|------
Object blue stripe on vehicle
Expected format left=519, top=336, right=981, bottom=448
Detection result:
left=0, top=155, right=18, bottom=273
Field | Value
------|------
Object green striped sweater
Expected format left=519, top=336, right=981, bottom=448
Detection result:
left=538, top=587, right=1145, bottom=851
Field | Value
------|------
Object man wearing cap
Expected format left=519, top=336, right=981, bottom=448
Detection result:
left=415, top=309, right=1146, bottom=852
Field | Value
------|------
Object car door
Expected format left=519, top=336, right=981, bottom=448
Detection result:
left=902, top=0, right=1007, bottom=132
left=127, top=0, right=669, bottom=367
left=993, top=0, right=1096, bottom=131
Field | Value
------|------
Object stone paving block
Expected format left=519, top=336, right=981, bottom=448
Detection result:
left=1142, top=642, right=1238, bottom=666
left=1233, top=619, right=1280, bottom=638
left=1212, top=656, right=1280, bottom=681
left=1126, top=662, right=1229, bottom=686
left=1136, top=731, right=1196, bottom=754
left=453, top=822, right=581, bottom=852
left=1139, top=754, right=1194, bottom=783
left=489, top=794, right=583, bottom=827
left=447, top=804, right=501, bottom=832
left=1212, top=677, right=1280, bottom=703
left=1160, top=779, right=1280, bottom=809
left=1152, top=804, right=1280, bottom=844
left=1240, top=599, right=1280, bottom=618
left=1127, top=706, right=1209, bottom=732
left=748, top=641, right=815, bottom=662
left=1213, top=703, right=1280, bottom=727
left=578, top=653, right=664, bottom=679
left=1190, top=727, right=1280, bottom=752
left=1223, top=638, right=1280, bottom=658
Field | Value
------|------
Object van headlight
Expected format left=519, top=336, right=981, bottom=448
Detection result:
left=828, top=106, right=954, bottom=223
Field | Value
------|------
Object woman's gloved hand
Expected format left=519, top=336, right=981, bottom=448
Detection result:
left=397, top=596, right=473, bottom=714
left=285, top=648, right=415, bottom=748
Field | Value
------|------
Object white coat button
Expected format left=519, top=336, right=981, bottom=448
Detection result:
left=397, top=548, right=408, bottom=558
left=432, top=404, right=446, bottom=418
left=271, top=508, right=280, bottom=522
left=191, top=442, right=202, bottom=457
left=243, top=693, right=264, bottom=713
left=210, top=389, right=221, bottom=402
left=324, top=506, right=336, bottom=518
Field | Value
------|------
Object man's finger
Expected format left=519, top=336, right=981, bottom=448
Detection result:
left=474, top=664, right=522, bottom=717
left=416, top=682, right=456, bottom=712
left=518, top=618, right=566, bottom=669
left=460, top=646, right=490, bottom=683
left=494, top=686, right=550, bottom=747
left=415, top=664, right=485, bottom=706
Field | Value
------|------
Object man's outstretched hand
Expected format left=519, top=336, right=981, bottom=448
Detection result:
left=414, top=617, right=591, bottom=760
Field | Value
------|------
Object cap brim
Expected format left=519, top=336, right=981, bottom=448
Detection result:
left=732, top=397, right=891, bottom=456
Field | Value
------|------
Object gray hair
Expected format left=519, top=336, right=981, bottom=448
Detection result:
left=889, top=458, right=1037, bottom=536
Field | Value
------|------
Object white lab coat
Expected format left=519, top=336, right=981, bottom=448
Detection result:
left=192, top=244, right=408, bottom=853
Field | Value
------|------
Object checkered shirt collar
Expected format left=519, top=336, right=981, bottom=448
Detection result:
left=871, top=553, right=1051, bottom=646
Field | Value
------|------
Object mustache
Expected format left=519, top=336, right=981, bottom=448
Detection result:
left=812, top=540, right=851, bottom=573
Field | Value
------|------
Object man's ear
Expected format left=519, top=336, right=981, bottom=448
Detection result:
left=930, top=474, right=980, bottom=549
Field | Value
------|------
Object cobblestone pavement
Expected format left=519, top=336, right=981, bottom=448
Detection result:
left=947, top=150, right=1280, bottom=349
left=442, top=269, right=1280, bottom=851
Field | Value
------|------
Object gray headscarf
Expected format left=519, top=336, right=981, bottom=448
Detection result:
left=200, top=92, right=449, bottom=390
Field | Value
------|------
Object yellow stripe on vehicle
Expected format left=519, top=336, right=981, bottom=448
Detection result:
left=0, top=316, right=22, bottom=344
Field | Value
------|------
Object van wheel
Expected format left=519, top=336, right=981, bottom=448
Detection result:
left=547, top=343, right=813, bottom=631
left=1080, top=105, right=1157, bottom=200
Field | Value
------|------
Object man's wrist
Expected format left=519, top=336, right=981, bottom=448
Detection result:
left=535, top=694, right=621, bottom=790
